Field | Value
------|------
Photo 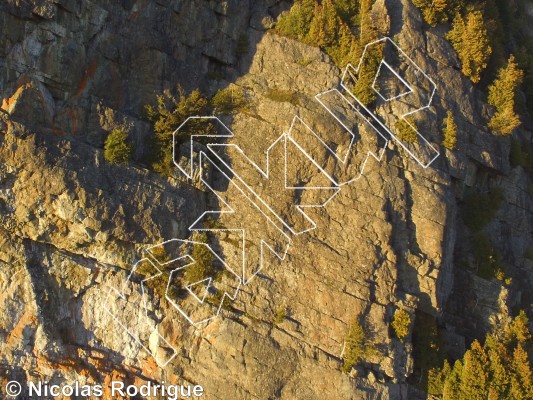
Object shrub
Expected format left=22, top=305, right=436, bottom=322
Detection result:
left=136, top=246, right=172, bottom=298
left=391, top=308, right=411, bottom=340
left=275, top=0, right=375, bottom=70
left=211, top=86, right=248, bottom=114
left=342, top=320, right=369, bottom=373
left=488, top=55, right=524, bottom=135
left=395, top=117, right=418, bottom=143
left=104, top=128, right=132, bottom=164
left=446, top=11, right=492, bottom=83
left=428, top=360, right=452, bottom=396
left=184, top=232, right=216, bottom=284
left=274, top=306, right=287, bottom=325
left=264, top=88, right=299, bottom=105
left=429, top=311, right=533, bottom=399
left=275, top=0, right=315, bottom=41
left=442, top=111, right=457, bottom=150
left=413, top=0, right=456, bottom=27
left=145, top=86, right=212, bottom=175
left=463, top=188, right=504, bottom=231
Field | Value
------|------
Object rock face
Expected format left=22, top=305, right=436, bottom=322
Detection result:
left=0, top=0, right=532, bottom=399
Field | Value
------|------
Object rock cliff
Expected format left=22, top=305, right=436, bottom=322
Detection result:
left=0, top=0, right=532, bottom=399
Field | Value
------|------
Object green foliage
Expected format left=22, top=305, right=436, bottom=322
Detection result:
left=447, top=11, right=492, bottom=83
left=505, top=310, right=532, bottom=345
left=333, top=0, right=360, bottom=26
left=104, top=128, right=132, bottom=164
left=136, top=246, right=172, bottom=298
left=211, top=86, right=248, bottom=114
left=431, top=311, right=533, bottom=399
left=463, top=188, right=504, bottom=231
left=428, top=360, right=452, bottom=396
left=347, top=41, right=383, bottom=106
left=275, top=0, right=377, bottom=70
left=488, top=55, right=524, bottom=135
left=145, top=86, right=212, bottom=176
left=184, top=232, right=216, bottom=284
left=395, top=117, right=418, bottom=143
left=412, top=0, right=452, bottom=27
left=442, top=111, right=457, bottom=150
left=274, top=306, right=287, bottom=325
left=461, top=340, right=490, bottom=398
left=342, top=320, right=370, bottom=373
left=391, top=308, right=411, bottom=341
left=443, top=360, right=463, bottom=399
left=264, top=88, right=299, bottom=105
left=275, top=0, right=315, bottom=41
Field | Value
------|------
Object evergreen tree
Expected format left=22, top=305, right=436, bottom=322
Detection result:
left=443, top=360, right=463, bottom=399
left=428, top=360, right=451, bottom=396
left=104, top=128, right=132, bottom=165
left=460, top=340, right=489, bottom=399
left=434, top=311, right=532, bottom=400
left=511, top=344, right=533, bottom=400
left=447, top=11, right=492, bottom=83
left=308, top=0, right=338, bottom=48
left=391, top=308, right=411, bottom=341
left=185, top=232, right=215, bottom=284
left=146, top=86, right=211, bottom=175
left=276, top=0, right=315, bottom=40
left=333, top=0, right=360, bottom=26
left=413, top=0, right=449, bottom=27
left=342, top=320, right=369, bottom=373
left=395, top=117, right=418, bottom=143
left=442, top=111, right=457, bottom=150
left=488, top=55, right=524, bottom=135
left=487, top=346, right=510, bottom=399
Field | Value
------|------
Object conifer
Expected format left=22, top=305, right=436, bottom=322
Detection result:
left=447, top=11, right=492, bottom=83
left=511, top=344, right=533, bottom=400
left=443, top=360, right=463, bottom=399
left=442, top=111, right=457, bottom=150
left=488, top=55, right=524, bottom=135
left=460, top=340, right=489, bottom=399
left=104, top=129, right=132, bottom=165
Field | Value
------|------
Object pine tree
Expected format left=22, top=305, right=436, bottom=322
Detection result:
left=511, top=344, right=533, bottom=400
left=488, top=55, right=524, bottom=135
left=146, top=86, right=211, bottom=175
left=487, top=346, right=510, bottom=399
left=442, top=111, right=457, bottom=150
left=395, top=117, right=418, bottom=143
left=276, top=0, right=315, bottom=40
left=333, top=0, right=360, bottom=26
left=391, top=308, right=411, bottom=340
left=413, top=0, right=449, bottom=27
left=330, top=22, right=358, bottom=67
left=104, top=128, right=132, bottom=165
left=428, top=360, right=451, bottom=396
left=308, top=0, right=338, bottom=48
left=460, top=340, right=489, bottom=399
left=185, top=232, right=215, bottom=284
left=447, top=11, right=492, bottom=83
left=342, top=320, right=370, bottom=373
left=443, top=360, right=463, bottom=399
